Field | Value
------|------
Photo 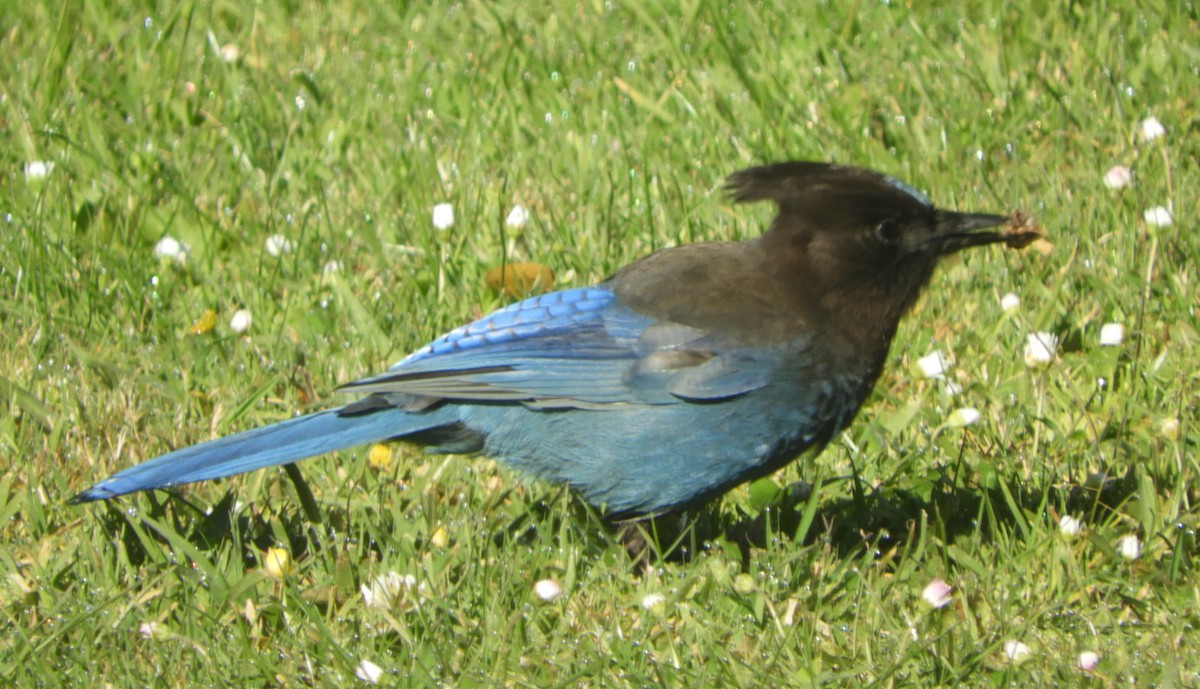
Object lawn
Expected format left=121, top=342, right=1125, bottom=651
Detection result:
left=2, top=1, right=1196, bottom=686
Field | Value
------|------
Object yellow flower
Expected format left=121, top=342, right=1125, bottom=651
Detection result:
left=367, top=443, right=393, bottom=470
left=263, top=547, right=294, bottom=579
left=429, top=526, right=449, bottom=549
left=188, top=309, right=218, bottom=335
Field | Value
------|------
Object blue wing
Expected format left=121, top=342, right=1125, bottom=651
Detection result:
left=340, top=287, right=776, bottom=407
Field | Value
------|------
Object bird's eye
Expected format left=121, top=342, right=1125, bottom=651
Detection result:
left=875, top=220, right=902, bottom=243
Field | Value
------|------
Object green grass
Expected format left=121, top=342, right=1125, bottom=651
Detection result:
left=2, top=1, right=1197, bottom=686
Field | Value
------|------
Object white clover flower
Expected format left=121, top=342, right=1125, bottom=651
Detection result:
left=219, top=43, right=240, bottom=63
left=1000, top=292, right=1021, bottom=312
left=534, top=578, right=562, bottom=602
left=1003, top=640, right=1032, bottom=663
left=321, top=260, right=343, bottom=279
left=153, top=236, right=190, bottom=263
left=1103, top=165, right=1132, bottom=190
left=1118, top=534, right=1140, bottom=560
left=1140, top=116, right=1166, bottom=142
left=265, top=234, right=296, bottom=256
left=360, top=571, right=418, bottom=610
left=138, top=621, right=161, bottom=639
left=1099, top=323, right=1124, bottom=346
left=1143, top=206, right=1173, bottom=227
left=917, top=351, right=952, bottom=379
left=432, top=203, right=455, bottom=231
left=355, top=659, right=384, bottom=684
left=641, top=592, right=667, bottom=612
left=947, top=407, right=981, bottom=428
left=921, top=579, right=953, bottom=609
left=1160, top=417, right=1180, bottom=440
left=505, top=204, right=530, bottom=228
left=229, top=309, right=252, bottom=334
left=733, top=573, right=757, bottom=595
left=1059, top=515, right=1083, bottom=537
left=1024, top=332, right=1058, bottom=367
left=1077, top=651, right=1100, bottom=672
left=24, top=160, right=54, bottom=180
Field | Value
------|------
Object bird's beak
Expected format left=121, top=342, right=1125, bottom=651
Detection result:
left=930, top=210, right=1013, bottom=254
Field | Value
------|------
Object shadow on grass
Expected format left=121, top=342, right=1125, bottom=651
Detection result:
left=86, top=465, right=1142, bottom=576
left=88, top=489, right=334, bottom=570
left=623, top=468, right=1143, bottom=569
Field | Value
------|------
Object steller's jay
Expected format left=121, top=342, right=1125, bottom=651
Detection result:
left=72, top=162, right=1034, bottom=518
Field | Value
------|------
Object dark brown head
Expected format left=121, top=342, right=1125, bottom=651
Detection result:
left=727, top=162, right=1011, bottom=352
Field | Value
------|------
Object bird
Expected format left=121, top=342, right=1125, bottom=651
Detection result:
left=72, top=162, right=1031, bottom=519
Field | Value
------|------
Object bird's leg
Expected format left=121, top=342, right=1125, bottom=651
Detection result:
left=283, top=463, right=322, bottom=524
left=615, top=511, right=702, bottom=569
left=847, top=452, right=867, bottom=509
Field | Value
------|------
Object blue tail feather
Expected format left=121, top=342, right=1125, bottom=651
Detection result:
left=70, top=406, right=426, bottom=502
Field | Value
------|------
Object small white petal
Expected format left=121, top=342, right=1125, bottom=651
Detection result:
left=921, top=579, right=953, bottom=608
left=322, top=260, right=343, bottom=278
left=641, top=592, right=667, bottom=611
left=999, top=292, right=1021, bottom=312
left=1140, top=116, right=1166, bottom=141
left=138, top=622, right=160, bottom=639
left=1059, top=515, right=1083, bottom=537
left=533, top=578, right=562, bottom=602
left=1143, top=206, right=1173, bottom=227
left=1102, top=165, right=1132, bottom=189
left=432, top=203, right=455, bottom=231
left=1077, top=651, right=1101, bottom=672
left=24, top=160, right=54, bottom=180
left=1118, top=534, right=1140, bottom=560
left=219, top=43, right=240, bottom=63
left=947, top=407, right=981, bottom=428
left=1003, top=640, right=1032, bottom=663
left=153, top=236, right=190, bottom=263
left=1099, top=323, right=1124, bottom=346
left=265, top=234, right=296, bottom=256
left=355, top=659, right=384, bottom=684
left=229, top=309, right=252, bottom=333
left=153, top=236, right=182, bottom=257
left=1024, top=332, right=1058, bottom=367
left=1160, top=417, right=1180, bottom=440
left=359, top=585, right=379, bottom=609
left=361, top=571, right=417, bottom=609
left=505, top=204, right=530, bottom=228
left=917, top=351, right=951, bottom=379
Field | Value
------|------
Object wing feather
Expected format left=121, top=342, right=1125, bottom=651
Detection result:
left=339, top=287, right=777, bottom=407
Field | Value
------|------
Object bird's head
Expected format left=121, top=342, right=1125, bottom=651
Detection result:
left=727, top=162, right=1021, bottom=346
left=727, top=161, right=1013, bottom=270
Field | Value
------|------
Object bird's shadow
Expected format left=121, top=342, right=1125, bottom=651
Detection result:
left=88, top=464, right=1140, bottom=581
left=622, top=469, right=1141, bottom=569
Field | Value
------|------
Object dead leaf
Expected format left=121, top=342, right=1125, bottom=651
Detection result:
left=188, top=309, right=218, bottom=335
left=485, top=262, right=555, bottom=297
